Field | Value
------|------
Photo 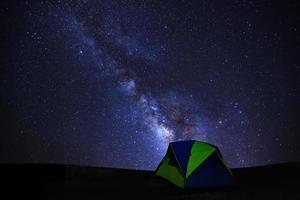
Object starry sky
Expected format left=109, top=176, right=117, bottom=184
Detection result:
left=0, top=0, right=299, bottom=170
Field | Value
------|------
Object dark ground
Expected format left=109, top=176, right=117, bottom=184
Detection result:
left=1, top=162, right=299, bottom=199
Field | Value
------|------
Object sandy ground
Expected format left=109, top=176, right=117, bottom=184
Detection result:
left=1, top=162, right=299, bottom=199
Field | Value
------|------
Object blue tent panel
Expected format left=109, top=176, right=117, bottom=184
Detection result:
left=170, top=140, right=194, bottom=175
left=185, top=152, right=234, bottom=188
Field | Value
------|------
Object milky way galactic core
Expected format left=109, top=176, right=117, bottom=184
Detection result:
left=0, top=0, right=299, bottom=169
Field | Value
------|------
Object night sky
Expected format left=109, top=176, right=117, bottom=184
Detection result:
left=1, top=0, right=299, bottom=170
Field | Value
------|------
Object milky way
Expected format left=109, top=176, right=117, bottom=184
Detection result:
left=1, top=0, right=299, bottom=170
left=50, top=2, right=205, bottom=146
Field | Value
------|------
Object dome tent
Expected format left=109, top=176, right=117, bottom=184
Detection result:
left=155, top=140, right=234, bottom=189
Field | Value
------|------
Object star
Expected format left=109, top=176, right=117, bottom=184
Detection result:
left=0, top=0, right=298, bottom=170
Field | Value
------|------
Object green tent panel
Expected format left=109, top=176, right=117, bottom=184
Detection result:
left=155, top=140, right=234, bottom=189
left=186, top=141, right=216, bottom=178
left=155, top=148, right=184, bottom=188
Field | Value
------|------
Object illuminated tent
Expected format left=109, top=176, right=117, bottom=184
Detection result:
left=155, top=140, right=234, bottom=189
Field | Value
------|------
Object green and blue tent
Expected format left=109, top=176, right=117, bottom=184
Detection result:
left=155, top=140, right=234, bottom=189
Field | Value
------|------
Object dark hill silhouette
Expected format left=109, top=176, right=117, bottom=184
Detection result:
left=1, top=162, right=299, bottom=199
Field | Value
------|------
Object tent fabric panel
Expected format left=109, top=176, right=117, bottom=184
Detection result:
left=185, top=152, right=234, bottom=188
left=156, top=156, right=184, bottom=188
left=170, top=140, right=195, bottom=175
left=186, top=141, right=216, bottom=178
